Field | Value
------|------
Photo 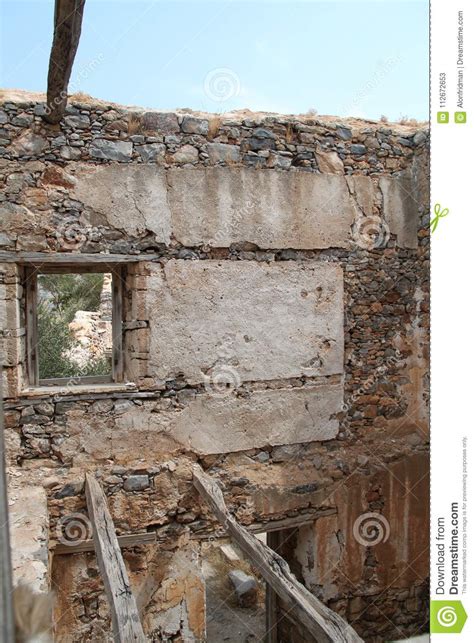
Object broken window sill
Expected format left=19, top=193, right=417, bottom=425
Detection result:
left=19, top=381, right=137, bottom=398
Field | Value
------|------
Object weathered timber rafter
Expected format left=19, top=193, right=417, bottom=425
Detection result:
left=193, top=464, right=363, bottom=643
left=43, top=0, right=86, bottom=124
left=54, top=532, right=157, bottom=556
left=85, top=473, right=146, bottom=643
left=53, top=509, right=337, bottom=555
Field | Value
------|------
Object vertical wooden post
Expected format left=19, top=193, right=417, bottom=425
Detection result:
left=112, top=267, right=124, bottom=383
left=265, top=530, right=280, bottom=643
left=0, top=368, right=15, bottom=642
left=25, top=268, right=39, bottom=386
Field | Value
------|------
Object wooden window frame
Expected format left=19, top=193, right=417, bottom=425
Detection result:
left=24, top=264, right=125, bottom=387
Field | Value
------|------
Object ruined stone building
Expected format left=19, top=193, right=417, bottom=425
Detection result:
left=0, top=90, right=429, bottom=641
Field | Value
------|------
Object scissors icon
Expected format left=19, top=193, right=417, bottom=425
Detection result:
left=430, top=203, right=449, bottom=233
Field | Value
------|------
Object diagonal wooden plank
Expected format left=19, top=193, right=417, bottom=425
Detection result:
left=44, top=0, right=86, bottom=123
left=193, top=464, right=363, bottom=643
left=85, top=473, right=146, bottom=643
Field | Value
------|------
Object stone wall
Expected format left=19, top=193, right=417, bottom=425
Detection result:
left=0, top=91, right=429, bottom=642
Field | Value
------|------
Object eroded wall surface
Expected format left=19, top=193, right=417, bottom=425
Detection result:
left=0, top=93, right=429, bottom=641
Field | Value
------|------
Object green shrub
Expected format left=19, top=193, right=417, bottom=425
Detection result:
left=37, top=273, right=111, bottom=379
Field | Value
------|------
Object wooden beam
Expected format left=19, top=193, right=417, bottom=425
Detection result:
left=24, top=268, right=39, bottom=387
left=85, top=473, right=146, bottom=643
left=112, top=267, right=124, bottom=383
left=0, top=370, right=15, bottom=643
left=193, top=464, right=363, bottom=643
left=0, top=252, right=160, bottom=265
left=192, top=508, right=336, bottom=540
left=53, top=510, right=337, bottom=555
left=44, top=0, right=86, bottom=124
left=249, top=510, right=336, bottom=534
left=54, top=531, right=157, bottom=556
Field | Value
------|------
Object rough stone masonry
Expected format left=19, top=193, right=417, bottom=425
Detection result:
left=0, top=90, right=429, bottom=641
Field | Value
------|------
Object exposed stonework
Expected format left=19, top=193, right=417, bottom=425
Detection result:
left=0, top=89, right=424, bottom=177
left=0, top=90, right=429, bottom=642
left=52, top=539, right=206, bottom=641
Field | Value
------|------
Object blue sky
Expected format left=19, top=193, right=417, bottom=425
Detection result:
left=0, top=0, right=428, bottom=120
